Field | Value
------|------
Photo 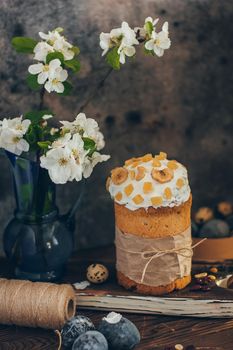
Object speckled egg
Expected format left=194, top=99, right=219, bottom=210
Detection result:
left=86, top=264, right=109, bottom=284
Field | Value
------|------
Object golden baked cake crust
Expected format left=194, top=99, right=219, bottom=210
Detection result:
left=115, top=195, right=192, bottom=238
left=117, top=270, right=191, bottom=296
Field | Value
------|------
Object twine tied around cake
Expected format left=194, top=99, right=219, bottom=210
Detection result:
left=136, top=238, right=206, bottom=283
left=116, top=227, right=206, bottom=286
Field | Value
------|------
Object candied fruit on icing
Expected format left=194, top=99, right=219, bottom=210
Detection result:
left=143, top=182, right=153, bottom=194
left=115, top=192, right=123, bottom=201
left=151, top=196, right=163, bottom=206
left=176, top=178, right=185, bottom=189
left=124, top=158, right=135, bottom=166
left=135, top=166, right=146, bottom=181
left=152, top=158, right=161, bottom=167
left=151, top=167, right=174, bottom=183
left=142, top=153, right=153, bottom=162
left=124, top=184, right=134, bottom=196
left=167, top=160, right=178, bottom=170
left=164, top=187, right=172, bottom=199
left=129, top=170, right=135, bottom=180
left=131, top=161, right=142, bottom=168
left=111, top=167, right=128, bottom=185
left=132, top=194, right=144, bottom=205
left=155, top=152, right=167, bottom=160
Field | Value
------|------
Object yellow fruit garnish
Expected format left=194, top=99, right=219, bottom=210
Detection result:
left=151, top=196, right=163, bottom=206
left=115, top=192, right=123, bottom=201
left=167, top=160, right=178, bottom=170
left=132, top=194, right=144, bottom=205
left=142, top=153, right=153, bottom=162
left=143, top=182, right=153, bottom=193
left=131, top=161, right=141, bottom=168
left=176, top=178, right=185, bottom=189
left=111, top=167, right=128, bottom=185
left=129, top=170, right=135, bottom=180
left=124, top=184, right=134, bottom=196
left=164, top=187, right=172, bottom=199
left=152, top=159, right=161, bottom=167
left=124, top=158, right=135, bottom=166
left=135, top=166, right=146, bottom=181
left=155, top=152, right=167, bottom=160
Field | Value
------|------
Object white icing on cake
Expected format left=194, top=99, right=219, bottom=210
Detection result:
left=108, top=153, right=191, bottom=211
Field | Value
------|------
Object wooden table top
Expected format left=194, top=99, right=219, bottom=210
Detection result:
left=0, top=246, right=233, bottom=350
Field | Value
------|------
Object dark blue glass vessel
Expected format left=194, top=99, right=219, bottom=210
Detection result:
left=3, top=151, right=80, bottom=282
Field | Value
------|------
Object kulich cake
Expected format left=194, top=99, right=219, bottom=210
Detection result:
left=107, top=152, right=192, bottom=295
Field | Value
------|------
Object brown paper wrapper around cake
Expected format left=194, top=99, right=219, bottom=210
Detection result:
left=115, top=227, right=192, bottom=287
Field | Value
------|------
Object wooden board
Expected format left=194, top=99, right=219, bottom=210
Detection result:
left=73, top=261, right=233, bottom=318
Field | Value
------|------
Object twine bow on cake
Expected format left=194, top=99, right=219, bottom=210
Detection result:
left=118, top=238, right=207, bottom=284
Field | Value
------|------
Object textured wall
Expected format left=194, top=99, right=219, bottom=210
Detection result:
left=0, top=0, right=232, bottom=255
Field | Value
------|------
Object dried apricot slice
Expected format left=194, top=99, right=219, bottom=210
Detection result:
left=111, top=167, right=128, bottom=185
left=124, top=184, right=134, bottom=196
left=143, top=182, right=153, bottom=194
left=164, top=187, right=172, bottom=199
left=176, top=178, right=185, bottom=189
left=151, top=167, right=174, bottom=183
left=131, top=161, right=142, bottom=168
left=115, top=192, right=123, bottom=201
left=132, top=194, right=144, bottom=205
left=167, top=160, right=178, bottom=170
left=151, top=196, right=163, bottom=206
left=152, top=158, right=161, bottom=167
left=135, top=166, right=146, bottom=181
left=106, top=177, right=111, bottom=191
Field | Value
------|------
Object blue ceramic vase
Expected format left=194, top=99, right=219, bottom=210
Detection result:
left=3, top=151, right=82, bottom=282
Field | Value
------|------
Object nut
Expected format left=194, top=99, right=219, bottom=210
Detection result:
left=175, top=344, right=184, bottom=350
left=151, top=167, right=174, bottom=183
left=86, top=263, right=109, bottom=284
left=111, top=167, right=128, bottom=185
left=208, top=275, right=216, bottom=281
left=210, top=267, right=218, bottom=274
left=194, top=272, right=208, bottom=279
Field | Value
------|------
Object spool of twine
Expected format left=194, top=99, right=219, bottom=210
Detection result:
left=0, top=278, right=76, bottom=330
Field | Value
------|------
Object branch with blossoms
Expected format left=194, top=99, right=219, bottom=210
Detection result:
left=0, top=16, right=171, bottom=185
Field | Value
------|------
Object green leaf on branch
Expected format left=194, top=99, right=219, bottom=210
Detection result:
left=64, top=58, right=81, bottom=72
left=24, top=110, right=53, bottom=123
left=83, top=137, right=97, bottom=156
left=46, top=52, right=64, bottom=64
left=58, top=81, right=73, bottom=96
left=26, top=74, right=41, bottom=90
left=71, top=46, right=80, bottom=55
left=144, top=47, right=155, bottom=56
left=144, top=21, right=154, bottom=35
left=11, top=37, right=37, bottom=53
left=37, top=141, right=52, bottom=151
left=106, top=47, right=120, bottom=70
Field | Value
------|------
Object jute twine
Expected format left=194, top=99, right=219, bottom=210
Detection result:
left=0, top=278, right=76, bottom=330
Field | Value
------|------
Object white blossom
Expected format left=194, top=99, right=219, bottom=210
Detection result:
left=42, top=114, right=53, bottom=120
left=38, top=29, right=74, bottom=61
left=28, top=58, right=63, bottom=85
left=33, top=42, right=54, bottom=62
left=40, top=147, right=77, bottom=184
left=145, top=22, right=171, bottom=57
left=66, top=133, right=88, bottom=181
left=99, top=21, right=139, bottom=60
left=44, top=65, right=68, bottom=93
left=83, top=152, right=110, bottom=178
left=0, top=116, right=31, bottom=156
left=144, top=17, right=159, bottom=28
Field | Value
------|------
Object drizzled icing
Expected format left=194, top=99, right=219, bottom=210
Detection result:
left=108, top=153, right=191, bottom=211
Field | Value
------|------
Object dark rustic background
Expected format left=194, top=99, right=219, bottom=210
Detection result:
left=0, top=0, right=232, bottom=255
